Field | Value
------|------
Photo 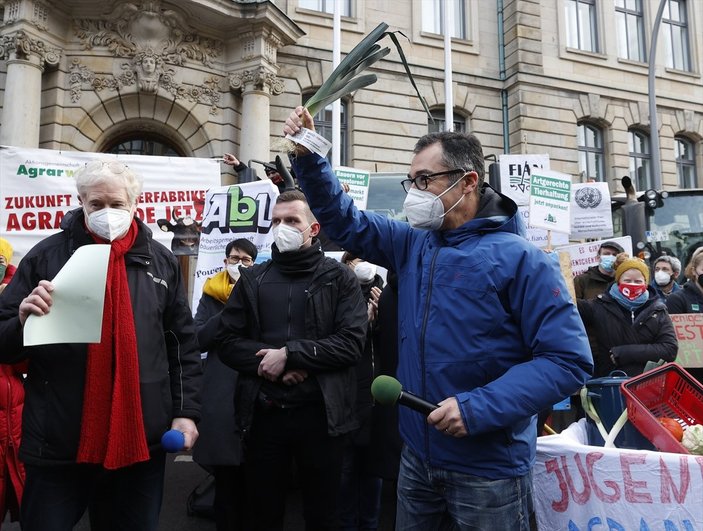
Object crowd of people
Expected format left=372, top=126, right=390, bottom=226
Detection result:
left=0, top=103, right=701, bottom=531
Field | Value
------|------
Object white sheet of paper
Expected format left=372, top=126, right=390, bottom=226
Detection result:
left=24, top=244, right=111, bottom=346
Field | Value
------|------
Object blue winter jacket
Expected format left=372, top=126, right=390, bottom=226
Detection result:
left=293, top=153, right=593, bottom=479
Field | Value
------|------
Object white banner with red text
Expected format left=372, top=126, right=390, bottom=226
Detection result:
left=0, top=146, right=220, bottom=262
left=534, top=420, right=702, bottom=531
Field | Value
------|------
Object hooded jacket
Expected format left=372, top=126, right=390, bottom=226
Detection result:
left=0, top=208, right=202, bottom=465
left=577, top=288, right=678, bottom=377
left=217, top=248, right=368, bottom=438
left=292, top=153, right=592, bottom=479
left=666, top=281, right=703, bottom=314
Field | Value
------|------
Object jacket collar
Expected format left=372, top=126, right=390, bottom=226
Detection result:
left=433, top=184, right=523, bottom=247
left=61, top=207, right=153, bottom=262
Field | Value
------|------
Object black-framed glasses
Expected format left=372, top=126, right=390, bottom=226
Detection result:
left=401, top=168, right=467, bottom=193
left=227, top=255, right=253, bottom=266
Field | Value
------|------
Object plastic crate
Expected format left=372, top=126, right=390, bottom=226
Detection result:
left=620, top=363, right=703, bottom=454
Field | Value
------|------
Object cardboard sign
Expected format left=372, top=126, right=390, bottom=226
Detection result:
left=672, top=314, right=703, bottom=368
left=571, top=182, right=614, bottom=239
left=529, top=170, right=572, bottom=234
left=335, top=166, right=370, bottom=210
left=555, top=237, right=633, bottom=277
left=498, top=153, right=550, bottom=206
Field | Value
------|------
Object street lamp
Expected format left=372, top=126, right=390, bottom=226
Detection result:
left=648, top=0, right=667, bottom=191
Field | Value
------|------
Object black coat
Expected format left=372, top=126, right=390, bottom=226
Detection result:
left=0, top=209, right=202, bottom=465
left=577, top=289, right=678, bottom=377
left=666, top=281, right=703, bottom=314
left=192, top=291, right=242, bottom=467
left=218, top=253, right=367, bottom=438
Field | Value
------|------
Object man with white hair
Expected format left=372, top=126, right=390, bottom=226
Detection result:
left=0, top=160, right=202, bottom=531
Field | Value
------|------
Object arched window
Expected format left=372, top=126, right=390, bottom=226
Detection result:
left=675, top=136, right=697, bottom=188
left=428, top=109, right=467, bottom=134
left=577, top=123, right=605, bottom=182
left=628, top=129, right=651, bottom=191
left=105, top=135, right=183, bottom=156
left=303, top=94, right=348, bottom=166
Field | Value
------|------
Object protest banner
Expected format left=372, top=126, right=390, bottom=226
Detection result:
left=555, top=236, right=633, bottom=277
left=498, top=153, right=550, bottom=206
left=571, top=182, right=614, bottom=239
left=191, top=180, right=278, bottom=314
left=0, top=146, right=220, bottom=261
left=535, top=421, right=703, bottom=530
left=517, top=206, right=569, bottom=249
left=672, top=313, right=703, bottom=368
left=335, top=166, right=370, bottom=210
left=529, top=170, right=572, bottom=234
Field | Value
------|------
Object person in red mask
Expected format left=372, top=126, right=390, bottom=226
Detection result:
left=577, top=253, right=678, bottom=377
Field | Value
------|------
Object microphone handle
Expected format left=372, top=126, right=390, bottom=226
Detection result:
left=398, top=390, right=439, bottom=416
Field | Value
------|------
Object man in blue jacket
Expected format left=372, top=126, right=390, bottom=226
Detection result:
left=284, top=107, right=593, bottom=531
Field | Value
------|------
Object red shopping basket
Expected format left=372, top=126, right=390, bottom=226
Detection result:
left=620, top=363, right=703, bottom=454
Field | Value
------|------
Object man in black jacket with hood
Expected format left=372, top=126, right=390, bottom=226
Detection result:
left=218, top=190, right=367, bottom=531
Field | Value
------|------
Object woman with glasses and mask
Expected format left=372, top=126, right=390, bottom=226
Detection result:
left=193, top=238, right=257, bottom=531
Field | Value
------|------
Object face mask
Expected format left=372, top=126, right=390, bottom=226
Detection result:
left=86, top=207, right=133, bottom=241
left=654, top=271, right=671, bottom=286
left=403, top=177, right=465, bottom=231
left=0, top=263, right=5, bottom=283
left=353, top=262, right=376, bottom=283
left=599, top=255, right=616, bottom=273
left=226, top=264, right=241, bottom=282
left=698, top=275, right=703, bottom=289
left=618, top=282, right=647, bottom=301
left=272, top=223, right=309, bottom=253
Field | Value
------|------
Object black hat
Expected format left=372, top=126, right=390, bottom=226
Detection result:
left=263, top=161, right=278, bottom=174
left=600, top=241, right=625, bottom=254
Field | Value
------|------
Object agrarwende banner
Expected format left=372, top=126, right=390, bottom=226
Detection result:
left=0, top=146, right=220, bottom=261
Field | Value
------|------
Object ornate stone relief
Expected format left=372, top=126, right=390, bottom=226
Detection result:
left=31, top=1, right=48, bottom=31
left=69, top=58, right=223, bottom=114
left=0, top=29, right=60, bottom=65
left=229, top=68, right=284, bottom=96
left=71, top=0, right=224, bottom=106
left=1, top=0, right=51, bottom=31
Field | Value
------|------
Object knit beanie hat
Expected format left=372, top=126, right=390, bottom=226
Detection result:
left=0, top=238, right=12, bottom=264
left=615, top=256, right=650, bottom=284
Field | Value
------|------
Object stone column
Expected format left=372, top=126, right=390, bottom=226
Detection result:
left=0, top=30, right=60, bottom=147
left=229, top=67, right=284, bottom=168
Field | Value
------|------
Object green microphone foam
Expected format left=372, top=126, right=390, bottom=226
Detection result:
left=371, top=375, right=402, bottom=405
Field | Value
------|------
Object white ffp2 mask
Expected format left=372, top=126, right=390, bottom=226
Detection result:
left=86, top=207, right=133, bottom=241
left=272, top=223, right=309, bottom=253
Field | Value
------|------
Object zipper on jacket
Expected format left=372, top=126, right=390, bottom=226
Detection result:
left=287, top=283, right=293, bottom=340
left=631, top=310, right=635, bottom=324
left=420, top=247, right=441, bottom=463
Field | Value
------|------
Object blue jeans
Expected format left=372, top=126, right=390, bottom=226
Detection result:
left=396, top=446, right=532, bottom=531
left=21, top=452, right=166, bottom=531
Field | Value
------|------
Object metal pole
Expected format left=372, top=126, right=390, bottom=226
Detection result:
left=443, top=0, right=454, bottom=132
left=649, top=0, right=667, bottom=190
left=332, top=0, right=341, bottom=168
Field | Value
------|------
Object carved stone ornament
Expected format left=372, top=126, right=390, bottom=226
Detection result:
left=229, top=68, right=284, bottom=96
left=73, top=0, right=222, bottom=67
left=69, top=58, right=223, bottom=115
left=0, top=30, right=61, bottom=66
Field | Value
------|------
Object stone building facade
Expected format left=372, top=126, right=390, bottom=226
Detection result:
left=0, top=0, right=701, bottom=192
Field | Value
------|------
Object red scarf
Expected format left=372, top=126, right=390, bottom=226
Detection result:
left=76, top=220, right=150, bottom=469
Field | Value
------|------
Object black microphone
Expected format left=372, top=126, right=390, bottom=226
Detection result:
left=371, top=375, right=439, bottom=416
